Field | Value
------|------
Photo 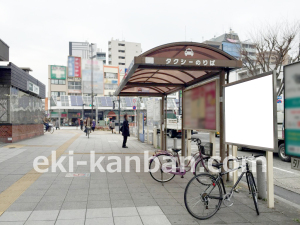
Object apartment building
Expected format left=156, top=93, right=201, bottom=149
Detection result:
left=108, top=39, right=142, bottom=80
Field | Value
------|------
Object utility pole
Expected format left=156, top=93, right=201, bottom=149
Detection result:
left=90, top=44, right=94, bottom=120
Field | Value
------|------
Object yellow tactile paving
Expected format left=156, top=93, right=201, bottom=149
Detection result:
left=0, top=133, right=81, bottom=214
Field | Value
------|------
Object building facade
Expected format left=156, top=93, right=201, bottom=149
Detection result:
left=0, top=62, right=45, bottom=143
left=108, top=39, right=142, bottom=80
left=0, top=39, right=9, bottom=61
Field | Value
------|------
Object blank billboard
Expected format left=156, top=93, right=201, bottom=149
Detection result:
left=225, top=73, right=277, bottom=151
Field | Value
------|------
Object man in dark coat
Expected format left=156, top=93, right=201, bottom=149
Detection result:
left=80, top=119, right=83, bottom=130
left=122, top=114, right=130, bottom=148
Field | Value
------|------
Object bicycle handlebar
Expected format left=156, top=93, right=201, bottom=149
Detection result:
left=228, top=154, right=264, bottom=162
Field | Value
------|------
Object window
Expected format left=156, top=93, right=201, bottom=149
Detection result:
left=118, top=43, right=125, bottom=46
left=68, top=81, right=81, bottom=90
left=51, top=91, right=66, bottom=97
left=118, top=50, right=125, bottom=53
left=119, top=63, right=125, bottom=65
left=104, top=84, right=118, bottom=90
left=51, top=79, right=66, bottom=85
left=104, top=73, right=118, bottom=79
left=118, top=56, right=125, bottom=59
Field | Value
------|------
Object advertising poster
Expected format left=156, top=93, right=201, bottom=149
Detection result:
left=68, top=56, right=81, bottom=78
left=183, top=80, right=218, bottom=131
left=82, top=59, right=103, bottom=94
left=50, top=65, right=66, bottom=79
left=285, top=62, right=300, bottom=157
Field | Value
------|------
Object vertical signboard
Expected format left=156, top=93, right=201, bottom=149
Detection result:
left=284, top=62, right=300, bottom=158
left=82, top=59, right=104, bottom=94
left=139, top=112, right=144, bottom=142
left=50, top=65, right=66, bottom=79
left=68, top=56, right=81, bottom=78
left=183, top=80, right=219, bottom=131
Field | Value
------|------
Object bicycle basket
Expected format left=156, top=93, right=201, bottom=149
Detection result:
left=200, top=142, right=213, bottom=156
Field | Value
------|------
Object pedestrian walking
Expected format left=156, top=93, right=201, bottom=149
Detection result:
left=80, top=119, right=83, bottom=130
left=121, top=114, right=130, bottom=148
left=110, top=119, right=115, bottom=134
left=75, top=119, right=79, bottom=130
left=84, top=117, right=91, bottom=136
left=55, top=119, right=60, bottom=130
left=92, top=119, right=96, bottom=132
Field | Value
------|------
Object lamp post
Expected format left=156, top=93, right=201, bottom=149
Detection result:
left=90, top=43, right=96, bottom=120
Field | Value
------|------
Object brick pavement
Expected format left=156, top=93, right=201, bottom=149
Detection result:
left=0, top=129, right=299, bottom=224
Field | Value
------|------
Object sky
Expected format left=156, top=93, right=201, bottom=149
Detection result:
left=1, top=0, right=299, bottom=96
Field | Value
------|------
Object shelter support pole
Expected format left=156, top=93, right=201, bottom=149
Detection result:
left=160, top=98, right=164, bottom=150
left=181, top=88, right=185, bottom=157
left=232, top=145, right=238, bottom=184
left=266, top=151, right=274, bottom=208
left=187, top=130, right=191, bottom=156
left=219, top=70, right=226, bottom=182
left=227, top=144, right=230, bottom=181
left=164, top=95, right=167, bottom=151
left=209, top=132, right=216, bottom=156
left=153, top=127, right=157, bottom=148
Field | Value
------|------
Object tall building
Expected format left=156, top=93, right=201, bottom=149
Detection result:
left=204, top=29, right=242, bottom=59
left=108, top=38, right=142, bottom=80
left=69, top=42, right=90, bottom=59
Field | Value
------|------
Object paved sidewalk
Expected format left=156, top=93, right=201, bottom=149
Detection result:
left=0, top=129, right=299, bottom=224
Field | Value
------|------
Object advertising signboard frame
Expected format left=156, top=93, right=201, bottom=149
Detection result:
left=183, top=79, right=220, bottom=132
left=284, top=61, right=300, bottom=158
left=224, top=71, right=278, bottom=152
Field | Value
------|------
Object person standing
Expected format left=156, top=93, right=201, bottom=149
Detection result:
left=80, top=119, right=83, bottom=130
left=122, top=114, right=130, bottom=148
left=110, top=119, right=115, bottom=134
left=92, top=119, right=96, bottom=132
left=55, top=119, right=60, bottom=130
left=75, top=119, right=79, bottom=130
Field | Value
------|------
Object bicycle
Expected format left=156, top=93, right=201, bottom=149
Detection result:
left=44, top=124, right=54, bottom=134
left=184, top=154, right=263, bottom=220
left=149, top=137, right=218, bottom=183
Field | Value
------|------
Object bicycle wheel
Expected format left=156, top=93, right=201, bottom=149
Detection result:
left=184, top=173, right=222, bottom=220
left=247, top=173, right=259, bottom=215
left=194, top=158, right=219, bottom=175
left=149, top=154, right=177, bottom=183
left=50, top=127, right=54, bottom=134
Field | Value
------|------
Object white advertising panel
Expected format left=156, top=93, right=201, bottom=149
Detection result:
left=225, top=73, right=277, bottom=151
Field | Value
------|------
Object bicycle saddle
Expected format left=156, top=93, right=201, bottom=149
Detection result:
left=172, top=148, right=181, bottom=153
left=212, top=163, right=223, bottom=169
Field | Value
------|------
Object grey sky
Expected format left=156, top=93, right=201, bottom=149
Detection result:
left=1, top=0, right=299, bottom=95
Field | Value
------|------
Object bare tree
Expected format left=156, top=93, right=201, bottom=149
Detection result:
left=240, top=21, right=300, bottom=95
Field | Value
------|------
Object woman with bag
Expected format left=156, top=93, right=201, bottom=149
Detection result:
left=121, top=114, right=130, bottom=148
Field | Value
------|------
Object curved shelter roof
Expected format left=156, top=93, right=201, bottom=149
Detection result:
left=115, top=42, right=242, bottom=97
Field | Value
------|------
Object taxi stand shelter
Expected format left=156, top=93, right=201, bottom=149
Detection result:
left=115, top=42, right=242, bottom=160
left=115, top=42, right=275, bottom=208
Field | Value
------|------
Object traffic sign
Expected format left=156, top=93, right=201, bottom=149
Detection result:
left=133, top=99, right=136, bottom=103
left=133, top=106, right=136, bottom=110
